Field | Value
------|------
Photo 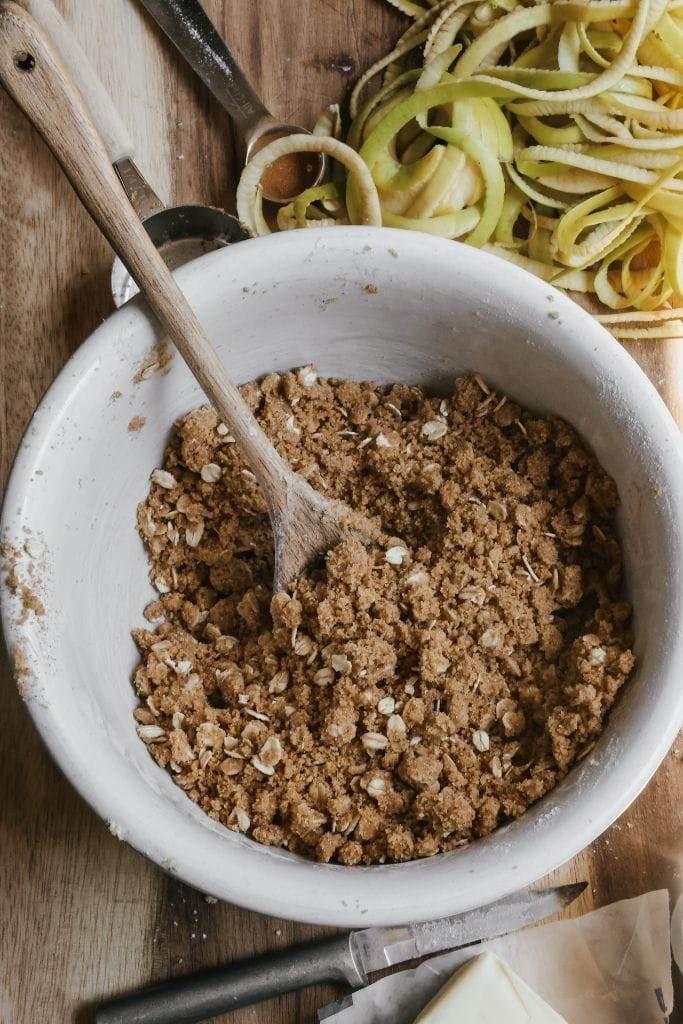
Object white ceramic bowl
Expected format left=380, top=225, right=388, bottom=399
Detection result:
left=3, top=227, right=683, bottom=927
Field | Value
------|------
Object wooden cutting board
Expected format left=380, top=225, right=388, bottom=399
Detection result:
left=0, top=2, right=681, bottom=1021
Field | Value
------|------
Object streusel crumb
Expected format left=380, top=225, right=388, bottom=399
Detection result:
left=132, top=371, right=634, bottom=864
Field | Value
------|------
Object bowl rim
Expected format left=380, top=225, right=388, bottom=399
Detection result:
left=3, top=225, right=683, bottom=926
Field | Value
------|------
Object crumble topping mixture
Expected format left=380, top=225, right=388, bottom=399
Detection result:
left=132, top=369, right=633, bottom=865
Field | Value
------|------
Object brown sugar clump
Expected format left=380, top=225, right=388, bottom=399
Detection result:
left=132, top=371, right=634, bottom=864
left=1, top=542, right=46, bottom=623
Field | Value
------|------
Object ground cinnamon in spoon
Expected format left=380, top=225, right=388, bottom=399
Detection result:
left=132, top=369, right=634, bottom=865
left=260, top=150, right=319, bottom=201
left=251, top=131, right=320, bottom=201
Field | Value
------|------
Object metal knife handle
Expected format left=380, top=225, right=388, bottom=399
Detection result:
left=95, top=934, right=366, bottom=1024
left=138, top=0, right=273, bottom=141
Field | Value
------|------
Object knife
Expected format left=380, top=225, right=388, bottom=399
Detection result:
left=95, top=883, right=585, bottom=1024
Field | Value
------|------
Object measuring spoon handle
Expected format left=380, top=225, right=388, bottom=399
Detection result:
left=20, top=0, right=134, bottom=163
left=18, top=0, right=165, bottom=220
left=0, top=0, right=288, bottom=501
left=138, top=0, right=273, bottom=143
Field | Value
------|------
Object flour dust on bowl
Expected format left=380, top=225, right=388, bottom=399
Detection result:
left=2, top=228, right=683, bottom=927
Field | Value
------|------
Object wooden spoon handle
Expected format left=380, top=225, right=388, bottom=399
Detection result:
left=0, top=2, right=287, bottom=498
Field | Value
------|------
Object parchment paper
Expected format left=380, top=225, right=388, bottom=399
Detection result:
left=318, top=890, right=672, bottom=1024
left=672, top=895, right=683, bottom=977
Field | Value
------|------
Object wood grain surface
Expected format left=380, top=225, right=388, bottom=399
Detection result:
left=0, top=2, right=681, bottom=1022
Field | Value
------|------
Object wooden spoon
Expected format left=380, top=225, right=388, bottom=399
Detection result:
left=0, top=1, right=365, bottom=592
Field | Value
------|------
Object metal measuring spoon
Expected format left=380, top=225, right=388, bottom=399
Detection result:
left=138, top=0, right=326, bottom=203
left=23, top=0, right=246, bottom=307
left=110, top=169, right=245, bottom=308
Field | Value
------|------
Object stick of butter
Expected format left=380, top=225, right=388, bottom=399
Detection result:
left=413, top=952, right=569, bottom=1024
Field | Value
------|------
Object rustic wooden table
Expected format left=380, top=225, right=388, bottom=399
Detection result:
left=1, top=2, right=682, bottom=1021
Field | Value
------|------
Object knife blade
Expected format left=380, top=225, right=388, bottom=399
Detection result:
left=351, top=882, right=586, bottom=976
left=95, top=883, right=585, bottom=1024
